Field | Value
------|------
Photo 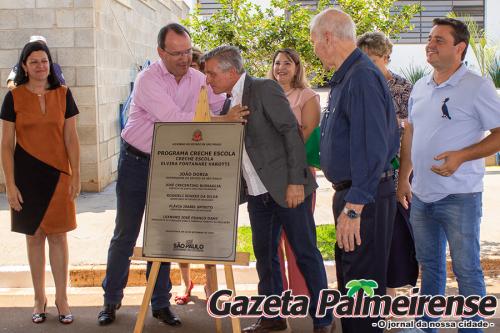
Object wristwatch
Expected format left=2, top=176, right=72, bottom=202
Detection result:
left=343, top=207, right=360, bottom=219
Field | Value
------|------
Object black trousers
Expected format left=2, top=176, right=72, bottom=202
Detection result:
left=333, top=178, right=396, bottom=333
left=248, top=193, right=333, bottom=328
left=387, top=203, right=418, bottom=288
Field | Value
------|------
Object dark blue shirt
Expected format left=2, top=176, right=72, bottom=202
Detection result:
left=320, top=48, right=399, bottom=204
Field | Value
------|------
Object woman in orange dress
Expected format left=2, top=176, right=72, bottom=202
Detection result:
left=1, top=41, right=80, bottom=324
left=268, top=48, right=321, bottom=296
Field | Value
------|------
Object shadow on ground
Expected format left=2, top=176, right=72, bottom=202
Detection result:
left=2, top=300, right=499, bottom=333
left=0, top=301, right=315, bottom=333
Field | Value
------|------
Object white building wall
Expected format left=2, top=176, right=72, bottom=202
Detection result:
left=390, top=44, right=482, bottom=77
left=389, top=44, right=428, bottom=75
left=485, top=0, right=500, bottom=45
left=390, top=0, right=496, bottom=77
left=94, top=0, right=189, bottom=191
left=0, top=0, right=190, bottom=192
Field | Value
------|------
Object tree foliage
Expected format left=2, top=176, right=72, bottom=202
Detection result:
left=183, top=0, right=422, bottom=85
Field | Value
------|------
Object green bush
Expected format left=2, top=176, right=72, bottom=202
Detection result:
left=488, top=57, right=500, bottom=88
left=316, top=224, right=336, bottom=260
left=237, top=226, right=255, bottom=261
left=237, top=224, right=336, bottom=262
left=400, top=63, right=431, bottom=85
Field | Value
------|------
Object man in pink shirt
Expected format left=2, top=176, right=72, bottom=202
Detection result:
left=97, top=23, right=245, bottom=327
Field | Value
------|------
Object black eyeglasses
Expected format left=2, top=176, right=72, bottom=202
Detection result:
left=162, top=48, right=193, bottom=57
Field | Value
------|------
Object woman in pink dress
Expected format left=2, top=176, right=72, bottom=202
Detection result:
left=267, top=48, right=321, bottom=296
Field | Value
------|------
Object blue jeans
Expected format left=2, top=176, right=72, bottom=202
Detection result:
left=410, top=193, right=485, bottom=333
left=247, top=193, right=333, bottom=328
left=102, top=144, right=172, bottom=310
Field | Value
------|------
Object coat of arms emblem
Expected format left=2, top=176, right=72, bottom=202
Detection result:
left=192, top=130, right=203, bottom=141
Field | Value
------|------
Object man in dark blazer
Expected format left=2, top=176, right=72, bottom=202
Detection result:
left=203, top=46, right=333, bottom=333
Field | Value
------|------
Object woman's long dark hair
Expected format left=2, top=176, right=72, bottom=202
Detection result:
left=14, top=41, right=61, bottom=90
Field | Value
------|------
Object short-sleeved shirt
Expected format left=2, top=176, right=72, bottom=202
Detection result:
left=387, top=71, right=413, bottom=188
left=387, top=71, right=412, bottom=123
left=285, top=87, right=319, bottom=126
left=320, top=48, right=400, bottom=204
left=408, top=64, right=500, bottom=203
left=121, top=60, right=225, bottom=153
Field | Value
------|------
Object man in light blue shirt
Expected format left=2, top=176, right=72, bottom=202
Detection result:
left=398, top=18, right=500, bottom=333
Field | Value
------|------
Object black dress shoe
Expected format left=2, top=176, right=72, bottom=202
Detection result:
left=97, top=303, right=121, bottom=326
left=152, top=307, right=181, bottom=326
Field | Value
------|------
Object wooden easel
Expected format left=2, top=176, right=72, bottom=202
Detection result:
left=130, top=247, right=250, bottom=333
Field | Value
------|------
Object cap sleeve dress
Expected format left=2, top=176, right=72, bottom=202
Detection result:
left=0, top=85, right=79, bottom=235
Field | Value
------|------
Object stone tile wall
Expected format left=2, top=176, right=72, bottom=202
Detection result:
left=94, top=0, right=188, bottom=190
left=0, top=0, right=189, bottom=192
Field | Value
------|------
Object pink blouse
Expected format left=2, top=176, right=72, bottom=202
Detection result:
left=285, top=87, right=319, bottom=125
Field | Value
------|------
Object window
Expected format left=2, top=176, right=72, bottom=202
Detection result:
left=393, top=0, right=485, bottom=43
left=197, top=0, right=223, bottom=16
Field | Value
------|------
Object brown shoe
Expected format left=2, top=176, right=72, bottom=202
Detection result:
left=242, top=318, right=287, bottom=332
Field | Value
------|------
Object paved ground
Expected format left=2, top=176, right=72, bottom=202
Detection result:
left=0, top=171, right=342, bottom=267
left=0, top=154, right=499, bottom=332
left=0, top=282, right=499, bottom=333
left=1, top=87, right=498, bottom=268
left=1, top=170, right=499, bottom=268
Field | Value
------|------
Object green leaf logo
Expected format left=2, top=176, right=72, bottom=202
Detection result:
left=346, top=279, right=378, bottom=298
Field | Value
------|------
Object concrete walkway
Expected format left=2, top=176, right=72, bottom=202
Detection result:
left=0, top=171, right=342, bottom=267
left=0, top=281, right=499, bottom=333
left=0, top=171, right=342, bottom=288
left=0, top=170, right=499, bottom=332
left=0, top=170, right=499, bottom=269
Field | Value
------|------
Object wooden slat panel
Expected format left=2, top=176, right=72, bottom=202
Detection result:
left=394, top=0, right=484, bottom=44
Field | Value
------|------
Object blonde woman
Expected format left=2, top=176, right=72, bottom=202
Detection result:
left=267, top=48, right=321, bottom=296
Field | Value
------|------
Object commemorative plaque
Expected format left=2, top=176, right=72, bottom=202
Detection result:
left=143, top=123, right=244, bottom=261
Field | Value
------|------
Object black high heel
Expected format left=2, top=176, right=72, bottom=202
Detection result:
left=32, top=300, right=47, bottom=324
left=55, top=302, right=73, bottom=324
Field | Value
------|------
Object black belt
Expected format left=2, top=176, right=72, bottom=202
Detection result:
left=333, top=170, right=394, bottom=191
left=332, top=180, right=352, bottom=192
left=123, top=140, right=150, bottom=159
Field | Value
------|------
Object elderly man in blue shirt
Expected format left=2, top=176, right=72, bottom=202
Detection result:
left=397, top=18, right=500, bottom=333
left=310, top=8, right=400, bottom=333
